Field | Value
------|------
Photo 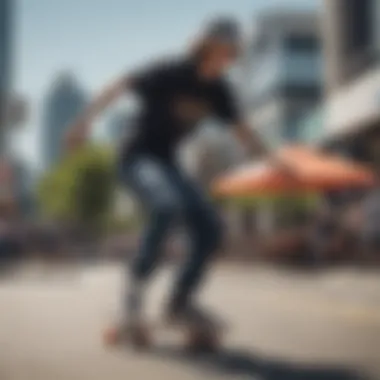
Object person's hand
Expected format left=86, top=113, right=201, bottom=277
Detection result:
left=271, top=157, right=298, bottom=181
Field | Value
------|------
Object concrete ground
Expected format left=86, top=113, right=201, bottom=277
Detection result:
left=1, top=262, right=380, bottom=380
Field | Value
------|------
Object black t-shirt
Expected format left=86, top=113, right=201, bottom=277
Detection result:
left=121, top=57, right=242, bottom=162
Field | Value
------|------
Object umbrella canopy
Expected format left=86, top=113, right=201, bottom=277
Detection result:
left=213, top=145, right=375, bottom=197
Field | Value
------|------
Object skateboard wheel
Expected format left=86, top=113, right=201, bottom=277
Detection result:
left=185, top=327, right=220, bottom=352
left=129, top=325, right=151, bottom=350
left=103, top=326, right=125, bottom=347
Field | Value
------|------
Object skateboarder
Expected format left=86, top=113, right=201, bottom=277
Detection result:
left=66, top=17, right=293, bottom=346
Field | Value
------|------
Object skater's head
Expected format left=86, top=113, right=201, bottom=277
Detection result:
left=191, top=17, right=242, bottom=78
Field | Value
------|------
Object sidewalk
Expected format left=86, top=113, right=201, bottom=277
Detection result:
left=1, top=263, right=379, bottom=380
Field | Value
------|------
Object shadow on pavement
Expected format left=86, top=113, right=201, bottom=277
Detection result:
left=148, top=345, right=369, bottom=380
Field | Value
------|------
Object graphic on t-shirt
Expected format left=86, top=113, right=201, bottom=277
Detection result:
left=122, top=57, right=240, bottom=161
left=172, top=96, right=210, bottom=126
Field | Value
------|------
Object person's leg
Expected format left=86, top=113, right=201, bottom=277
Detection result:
left=165, top=170, right=223, bottom=315
left=119, top=157, right=183, bottom=323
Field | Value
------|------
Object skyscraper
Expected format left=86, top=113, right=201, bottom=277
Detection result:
left=0, top=0, right=12, bottom=152
left=41, top=72, right=88, bottom=169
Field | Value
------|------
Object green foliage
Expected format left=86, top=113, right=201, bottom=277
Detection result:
left=105, top=216, right=142, bottom=234
left=37, top=145, right=116, bottom=230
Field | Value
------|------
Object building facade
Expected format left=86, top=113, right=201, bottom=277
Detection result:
left=245, top=10, right=322, bottom=147
left=0, top=156, right=30, bottom=217
left=0, top=0, right=12, bottom=152
left=41, top=72, right=88, bottom=170
left=322, top=0, right=380, bottom=167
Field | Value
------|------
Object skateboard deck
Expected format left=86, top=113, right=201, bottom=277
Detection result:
left=155, top=309, right=227, bottom=330
left=103, top=311, right=228, bottom=352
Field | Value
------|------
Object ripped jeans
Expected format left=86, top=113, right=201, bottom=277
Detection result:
left=119, top=154, right=223, bottom=312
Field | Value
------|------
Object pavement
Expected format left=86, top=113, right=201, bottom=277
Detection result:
left=1, top=262, right=380, bottom=380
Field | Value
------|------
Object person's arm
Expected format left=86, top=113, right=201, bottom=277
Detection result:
left=233, top=122, right=269, bottom=158
left=233, top=122, right=295, bottom=176
left=65, top=75, right=131, bottom=148
left=213, top=80, right=295, bottom=176
left=66, top=58, right=175, bottom=150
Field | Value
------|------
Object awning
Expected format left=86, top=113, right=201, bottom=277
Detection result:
left=213, top=145, right=375, bottom=197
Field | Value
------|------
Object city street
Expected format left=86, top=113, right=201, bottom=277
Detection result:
left=1, top=263, right=380, bottom=380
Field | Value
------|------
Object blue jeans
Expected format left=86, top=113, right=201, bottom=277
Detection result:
left=119, top=155, right=223, bottom=310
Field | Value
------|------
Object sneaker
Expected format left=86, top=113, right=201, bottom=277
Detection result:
left=166, top=303, right=223, bottom=352
left=166, top=302, right=219, bottom=330
left=102, top=320, right=151, bottom=349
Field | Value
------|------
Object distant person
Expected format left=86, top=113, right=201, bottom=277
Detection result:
left=67, top=17, right=294, bottom=346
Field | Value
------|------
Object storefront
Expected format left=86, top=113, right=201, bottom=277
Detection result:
left=322, top=63, right=380, bottom=169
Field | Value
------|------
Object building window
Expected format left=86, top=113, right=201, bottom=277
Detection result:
left=341, top=0, right=376, bottom=80
left=283, top=35, right=320, bottom=54
left=342, top=0, right=372, bottom=54
left=281, top=34, right=322, bottom=87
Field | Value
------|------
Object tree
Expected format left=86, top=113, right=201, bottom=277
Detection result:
left=37, top=145, right=115, bottom=232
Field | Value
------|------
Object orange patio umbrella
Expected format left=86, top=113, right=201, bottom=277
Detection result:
left=213, top=145, right=375, bottom=197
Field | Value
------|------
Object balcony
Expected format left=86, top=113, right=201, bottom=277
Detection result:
left=248, top=53, right=322, bottom=106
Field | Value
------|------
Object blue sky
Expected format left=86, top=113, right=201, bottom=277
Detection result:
left=13, top=0, right=318, bottom=168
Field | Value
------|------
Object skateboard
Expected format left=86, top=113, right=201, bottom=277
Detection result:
left=103, top=310, right=227, bottom=352
left=161, top=309, right=227, bottom=353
